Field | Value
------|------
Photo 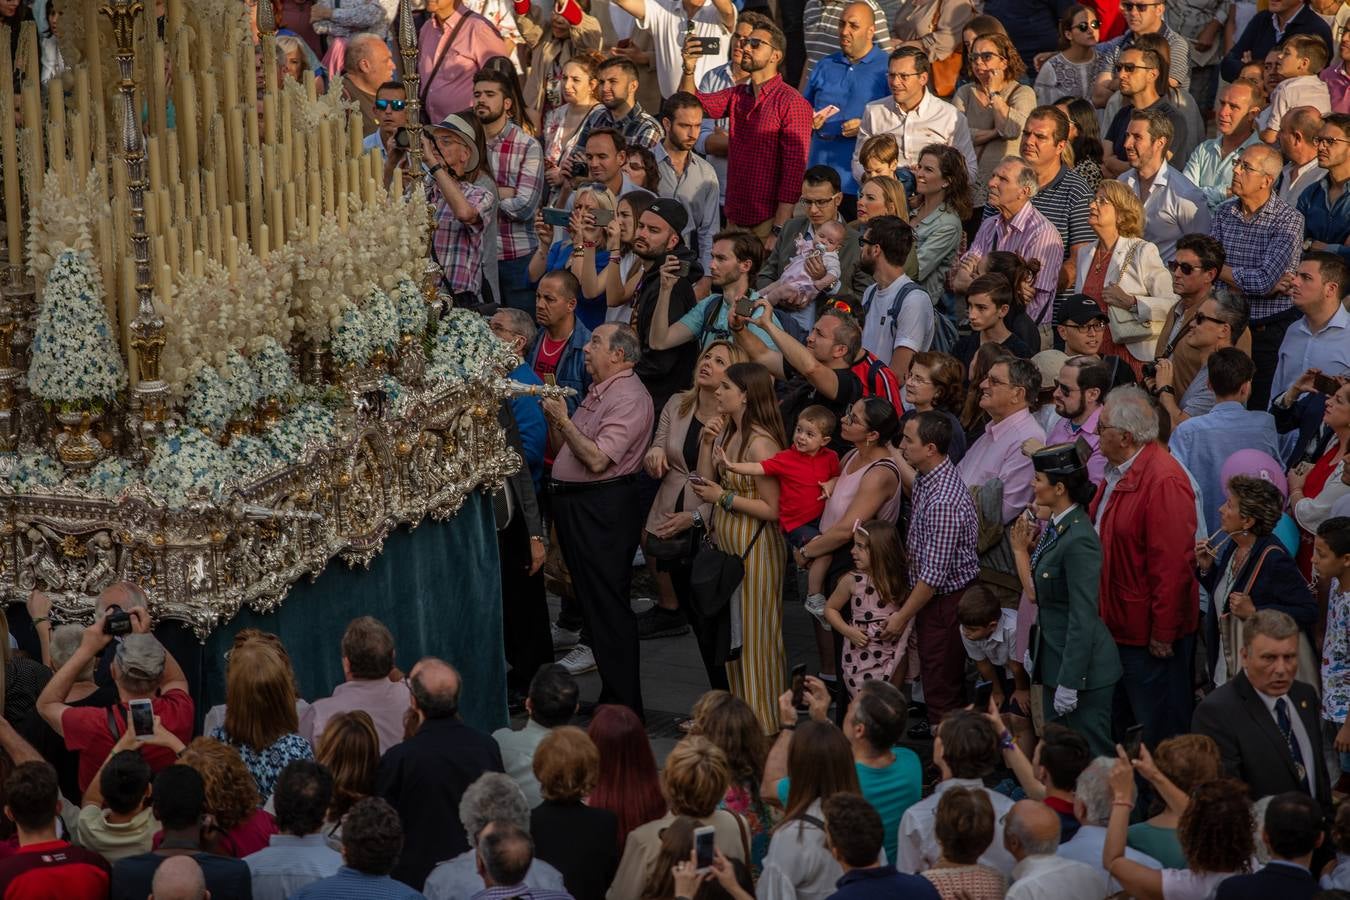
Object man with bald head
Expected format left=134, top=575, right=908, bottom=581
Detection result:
left=150, top=856, right=208, bottom=900
left=802, top=1, right=889, bottom=218
left=342, top=33, right=396, bottom=136
left=1210, top=139, right=1307, bottom=408
left=1275, top=106, right=1325, bottom=206
left=375, top=658, right=505, bottom=890
left=1003, top=800, right=1102, bottom=899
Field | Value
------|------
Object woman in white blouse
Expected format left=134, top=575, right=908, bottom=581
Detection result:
left=1034, top=4, right=1102, bottom=106
left=1072, top=179, right=1177, bottom=380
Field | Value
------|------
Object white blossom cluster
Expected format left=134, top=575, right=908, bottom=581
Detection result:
left=252, top=337, right=299, bottom=403
left=427, top=309, right=512, bottom=383
left=143, top=426, right=235, bottom=506
left=28, top=250, right=128, bottom=409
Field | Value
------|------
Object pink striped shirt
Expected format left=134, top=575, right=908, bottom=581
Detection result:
left=419, top=10, right=510, bottom=125
left=963, top=201, right=1065, bottom=322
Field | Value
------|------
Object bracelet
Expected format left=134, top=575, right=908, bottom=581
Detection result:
left=779, top=722, right=795, bottom=732
left=997, top=731, right=1014, bottom=751
left=719, top=490, right=736, bottom=511
left=31, top=616, right=49, bottom=627
left=529, top=535, right=545, bottom=544
left=1112, top=799, right=1133, bottom=808
left=427, top=163, right=445, bottom=178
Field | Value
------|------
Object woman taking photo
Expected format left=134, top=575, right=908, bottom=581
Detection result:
left=1009, top=441, right=1121, bottom=755
left=314, top=710, right=380, bottom=850
left=1073, top=179, right=1176, bottom=380
left=540, top=53, right=602, bottom=203
left=530, top=184, right=615, bottom=329
left=643, top=341, right=747, bottom=684
left=1034, top=5, right=1102, bottom=105
left=1198, top=475, right=1317, bottom=686
left=1125, top=735, right=1221, bottom=869
left=757, top=721, right=857, bottom=900
left=901, top=351, right=968, bottom=466
left=588, top=188, right=654, bottom=325
left=954, top=32, right=1036, bottom=206
left=692, top=363, right=788, bottom=733
left=912, top=145, right=970, bottom=308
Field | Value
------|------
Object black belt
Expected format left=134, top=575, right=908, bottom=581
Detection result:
left=547, top=473, right=640, bottom=496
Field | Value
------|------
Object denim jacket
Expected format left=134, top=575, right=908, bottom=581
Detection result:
left=526, top=318, right=592, bottom=415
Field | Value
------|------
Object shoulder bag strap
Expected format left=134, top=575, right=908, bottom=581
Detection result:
left=1239, top=546, right=1279, bottom=596
left=106, top=705, right=122, bottom=740
left=741, top=519, right=768, bottom=560
left=419, top=12, right=476, bottom=111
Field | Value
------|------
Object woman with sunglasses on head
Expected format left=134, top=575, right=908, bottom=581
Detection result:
left=540, top=53, right=603, bottom=204
left=953, top=32, right=1036, bottom=207
left=1035, top=5, right=1102, bottom=106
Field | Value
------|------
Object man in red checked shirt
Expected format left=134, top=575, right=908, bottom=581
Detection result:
left=676, top=21, right=813, bottom=252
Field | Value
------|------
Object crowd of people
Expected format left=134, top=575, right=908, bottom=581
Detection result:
left=9, top=0, right=1350, bottom=896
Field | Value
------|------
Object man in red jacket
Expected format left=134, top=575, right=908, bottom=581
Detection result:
left=1090, top=385, right=1199, bottom=747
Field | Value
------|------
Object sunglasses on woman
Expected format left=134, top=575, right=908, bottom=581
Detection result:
left=1072, top=20, right=1101, bottom=31
left=374, top=99, right=407, bottom=112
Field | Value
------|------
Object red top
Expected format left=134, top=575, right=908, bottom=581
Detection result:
left=698, top=76, right=813, bottom=227
left=62, top=689, right=194, bottom=793
left=760, top=447, right=842, bottom=532
left=219, top=808, right=279, bottom=859
left=533, top=334, right=566, bottom=381
left=0, top=839, right=110, bottom=899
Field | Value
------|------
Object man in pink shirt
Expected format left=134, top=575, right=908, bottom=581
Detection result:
left=957, top=356, right=1047, bottom=524
left=1042, top=355, right=1109, bottom=484
left=419, top=0, right=511, bottom=124
left=299, top=616, right=412, bottom=755
left=541, top=324, right=654, bottom=718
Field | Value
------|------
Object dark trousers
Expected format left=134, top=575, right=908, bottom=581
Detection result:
left=1113, top=633, right=1196, bottom=749
left=551, top=477, right=646, bottom=719
left=498, top=510, right=553, bottom=693
left=497, top=256, right=536, bottom=314
left=916, top=586, right=969, bottom=725
left=1248, top=308, right=1299, bottom=411
left=671, top=562, right=731, bottom=692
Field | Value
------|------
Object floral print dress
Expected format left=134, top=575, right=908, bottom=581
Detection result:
left=1322, top=578, right=1350, bottom=731
left=209, top=727, right=314, bottom=802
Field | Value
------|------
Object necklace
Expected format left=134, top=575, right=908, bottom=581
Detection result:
left=540, top=332, right=570, bottom=355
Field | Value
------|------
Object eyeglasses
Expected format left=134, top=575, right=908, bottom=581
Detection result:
left=1232, top=159, right=1265, bottom=174
left=1072, top=20, right=1101, bottom=31
left=802, top=197, right=838, bottom=208
left=1193, top=311, right=1226, bottom=327
left=737, top=36, right=770, bottom=49
left=1166, top=260, right=1202, bottom=275
left=858, top=235, right=878, bottom=246
left=1115, top=62, right=1156, bottom=74
left=1065, top=320, right=1106, bottom=332
left=888, top=70, right=923, bottom=81
left=1120, top=2, right=1160, bottom=9
left=1052, top=380, right=1079, bottom=395
left=374, top=98, right=407, bottom=111
left=970, top=51, right=1004, bottom=62
left=1088, top=195, right=1113, bottom=206
left=984, top=376, right=1010, bottom=388
left=1314, top=135, right=1350, bottom=147
left=906, top=373, right=933, bottom=385
left=841, top=410, right=861, bottom=424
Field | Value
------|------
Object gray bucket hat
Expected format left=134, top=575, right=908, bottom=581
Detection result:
left=428, top=114, right=480, bottom=175
left=115, top=633, right=166, bottom=683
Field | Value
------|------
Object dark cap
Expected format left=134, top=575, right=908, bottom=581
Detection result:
left=1032, top=439, right=1091, bottom=476
left=1057, top=294, right=1108, bottom=326
left=642, top=197, right=689, bottom=235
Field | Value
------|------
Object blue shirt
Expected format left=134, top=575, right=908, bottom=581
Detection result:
left=507, top=363, right=547, bottom=490
left=829, top=865, right=941, bottom=900
left=245, top=834, right=343, bottom=900
left=537, top=242, right=611, bottom=331
left=1271, top=305, right=1350, bottom=401
left=677, top=292, right=780, bottom=350
left=290, top=867, right=425, bottom=899
left=803, top=45, right=890, bottom=196
left=1297, top=175, right=1350, bottom=261
left=1169, top=400, right=1282, bottom=534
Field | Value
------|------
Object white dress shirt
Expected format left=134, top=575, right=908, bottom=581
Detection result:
left=853, top=91, right=978, bottom=182
left=1259, top=74, right=1333, bottom=134
left=896, top=779, right=1016, bottom=876
left=1095, top=446, right=1144, bottom=530
left=1119, top=164, right=1211, bottom=262
left=1006, top=854, right=1106, bottom=900
left=1058, top=824, right=1161, bottom=895
left=1254, top=685, right=1318, bottom=800
left=1277, top=157, right=1324, bottom=207
left=638, top=0, right=730, bottom=96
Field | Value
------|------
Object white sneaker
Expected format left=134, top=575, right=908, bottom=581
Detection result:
left=560, top=644, right=596, bottom=675
left=803, top=593, right=831, bottom=631
left=630, top=596, right=655, bottom=615
left=633, top=547, right=646, bottom=567
left=551, top=623, right=580, bottom=651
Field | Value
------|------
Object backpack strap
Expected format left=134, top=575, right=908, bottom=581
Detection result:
left=106, top=705, right=122, bottom=741
left=886, top=281, right=924, bottom=322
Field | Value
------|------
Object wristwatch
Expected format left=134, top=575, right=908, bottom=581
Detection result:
left=427, top=163, right=445, bottom=178
left=1158, top=385, right=1176, bottom=396
left=770, top=224, right=783, bottom=237
left=691, top=509, right=704, bottom=528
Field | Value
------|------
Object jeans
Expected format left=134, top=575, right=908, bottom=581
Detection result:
left=1113, top=633, right=1196, bottom=748
left=497, top=255, right=536, bottom=314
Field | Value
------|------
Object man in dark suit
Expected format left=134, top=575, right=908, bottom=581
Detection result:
left=1192, top=610, right=1330, bottom=809
left=1215, top=792, right=1322, bottom=900
left=375, top=658, right=505, bottom=890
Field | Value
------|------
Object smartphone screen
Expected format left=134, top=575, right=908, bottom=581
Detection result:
left=542, top=207, right=571, bottom=228
left=790, top=663, right=807, bottom=710
left=129, top=700, right=155, bottom=739
left=1123, top=724, right=1144, bottom=760
left=694, top=826, right=716, bottom=871
left=591, top=208, right=614, bottom=226
left=974, top=679, right=994, bottom=710
left=735, top=297, right=755, bottom=318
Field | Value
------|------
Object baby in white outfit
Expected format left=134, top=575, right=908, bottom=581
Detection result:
left=761, top=220, right=845, bottom=310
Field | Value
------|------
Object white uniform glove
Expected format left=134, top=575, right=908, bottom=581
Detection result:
left=1053, top=686, right=1079, bottom=716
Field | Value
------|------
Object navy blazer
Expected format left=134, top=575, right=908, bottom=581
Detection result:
left=1214, top=861, right=1318, bottom=900
left=1271, top=391, right=1336, bottom=468
left=1201, top=533, right=1314, bottom=677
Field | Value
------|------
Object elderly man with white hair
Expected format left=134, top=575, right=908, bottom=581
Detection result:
left=1090, top=386, right=1199, bottom=748
left=951, top=157, right=1065, bottom=322
left=1003, top=799, right=1104, bottom=900
left=422, top=772, right=566, bottom=900
left=1059, top=758, right=1162, bottom=892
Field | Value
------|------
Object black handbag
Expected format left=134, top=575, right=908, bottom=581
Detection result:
left=645, top=529, right=698, bottom=562
left=689, top=520, right=768, bottom=666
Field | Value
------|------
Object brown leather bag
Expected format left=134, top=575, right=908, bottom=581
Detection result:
left=927, top=1, right=962, bottom=98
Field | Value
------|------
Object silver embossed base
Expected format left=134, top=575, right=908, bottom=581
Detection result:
left=0, top=371, right=525, bottom=639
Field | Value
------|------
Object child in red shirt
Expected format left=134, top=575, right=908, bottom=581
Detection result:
left=718, top=405, right=840, bottom=623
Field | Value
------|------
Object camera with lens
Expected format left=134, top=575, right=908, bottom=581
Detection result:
left=103, top=604, right=133, bottom=636
left=1142, top=362, right=1157, bottom=380
left=393, top=126, right=412, bottom=151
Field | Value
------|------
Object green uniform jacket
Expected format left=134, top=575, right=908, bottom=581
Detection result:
left=1031, top=506, right=1122, bottom=692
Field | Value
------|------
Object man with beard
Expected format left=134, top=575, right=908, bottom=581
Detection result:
left=365, top=82, right=409, bottom=157
left=697, top=13, right=761, bottom=207
left=648, top=229, right=779, bottom=351
left=857, top=215, right=931, bottom=379
left=570, top=57, right=663, bottom=177
left=1042, top=355, right=1111, bottom=483
left=629, top=198, right=703, bottom=415
left=1118, top=109, right=1209, bottom=263
left=655, top=93, right=720, bottom=298
left=475, top=69, right=546, bottom=314
left=1102, top=46, right=1187, bottom=178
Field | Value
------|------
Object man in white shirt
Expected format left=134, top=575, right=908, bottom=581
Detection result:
left=1120, top=108, right=1210, bottom=262
left=1058, top=758, right=1162, bottom=894
left=1271, top=251, right=1350, bottom=400
left=856, top=215, right=931, bottom=379
left=608, top=0, right=736, bottom=96
left=1184, top=79, right=1263, bottom=210
left=1004, top=800, right=1105, bottom=900
left=897, top=709, right=1016, bottom=877
left=852, top=46, right=977, bottom=183
left=490, top=664, right=577, bottom=809
left=1259, top=35, right=1332, bottom=142
left=1275, top=106, right=1325, bottom=206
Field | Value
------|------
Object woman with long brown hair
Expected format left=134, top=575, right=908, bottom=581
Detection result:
left=912, top=145, right=970, bottom=308
left=692, top=362, right=788, bottom=733
left=689, top=691, right=776, bottom=875
left=314, top=710, right=380, bottom=849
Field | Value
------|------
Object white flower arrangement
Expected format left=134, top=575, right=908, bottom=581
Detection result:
left=28, top=249, right=129, bottom=410
left=24, top=169, right=109, bottom=297
left=290, top=217, right=358, bottom=345
left=82, top=456, right=135, bottom=498
left=6, top=450, right=65, bottom=493
left=251, top=337, right=299, bottom=402
left=393, top=276, right=428, bottom=337
left=227, top=434, right=282, bottom=479
left=427, top=309, right=511, bottom=383
left=364, top=289, right=400, bottom=356
left=222, top=351, right=260, bottom=419
left=345, top=184, right=432, bottom=301
left=144, top=427, right=235, bottom=506
left=182, top=365, right=233, bottom=435
left=331, top=304, right=374, bottom=369
left=265, top=403, right=337, bottom=462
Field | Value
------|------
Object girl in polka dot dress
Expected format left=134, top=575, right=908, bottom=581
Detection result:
left=822, top=518, right=913, bottom=699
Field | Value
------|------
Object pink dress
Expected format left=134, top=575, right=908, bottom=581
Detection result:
left=841, top=572, right=905, bottom=695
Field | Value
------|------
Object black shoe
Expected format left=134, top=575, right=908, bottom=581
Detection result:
left=638, top=606, right=691, bottom=640
left=907, top=718, right=933, bottom=740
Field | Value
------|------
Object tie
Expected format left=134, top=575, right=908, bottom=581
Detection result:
left=1275, top=697, right=1311, bottom=794
left=1030, top=523, right=1058, bottom=568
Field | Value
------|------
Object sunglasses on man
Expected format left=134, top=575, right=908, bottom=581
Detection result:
left=374, top=98, right=407, bottom=112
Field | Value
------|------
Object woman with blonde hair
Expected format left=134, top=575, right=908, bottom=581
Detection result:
left=531, top=726, right=619, bottom=900
left=1072, top=179, right=1176, bottom=379
left=314, top=710, right=380, bottom=849
left=530, top=182, right=617, bottom=329
left=178, top=737, right=277, bottom=858
left=852, top=176, right=921, bottom=284
left=208, top=638, right=313, bottom=803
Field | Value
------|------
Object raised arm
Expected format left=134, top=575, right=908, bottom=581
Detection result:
left=731, top=308, right=788, bottom=380
left=745, top=301, right=840, bottom=397
left=648, top=262, right=698, bottom=351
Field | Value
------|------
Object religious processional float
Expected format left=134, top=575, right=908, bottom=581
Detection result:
left=0, top=0, right=559, bottom=637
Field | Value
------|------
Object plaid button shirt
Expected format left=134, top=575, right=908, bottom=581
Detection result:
left=698, top=75, right=814, bottom=227
left=1209, top=194, right=1304, bottom=321
left=908, top=457, right=980, bottom=593
left=485, top=121, right=545, bottom=261
left=429, top=176, right=495, bottom=296
left=566, top=103, right=664, bottom=177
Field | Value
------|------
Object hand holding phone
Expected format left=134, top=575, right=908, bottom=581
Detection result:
left=815, top=104, right=841, bottom=120
left=129, top=698, right=156, bottom=740
left=790, top=663, right=808, bottom=710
